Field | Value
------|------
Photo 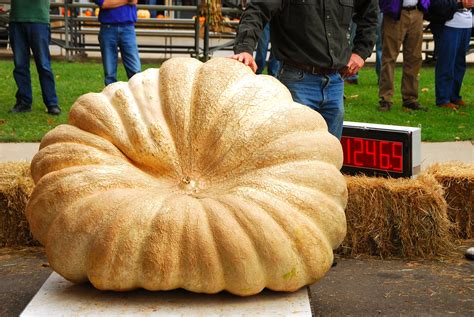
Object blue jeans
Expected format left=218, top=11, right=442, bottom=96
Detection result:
left=9, top=22, right=58, bottom=106
left=278, top=65, right=345, bottom=139
left=434, top=26, right=471, bottom=105
left=375, top=12, right=383, bottom=81
left=255, top=24, right=281, bottom=77
left=99, top=24, right=141, bottom=86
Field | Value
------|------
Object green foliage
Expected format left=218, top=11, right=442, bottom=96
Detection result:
left=0, top=60, right=472, bottom=142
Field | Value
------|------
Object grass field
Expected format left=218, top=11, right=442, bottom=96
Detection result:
left=343, top=66, right=473, bottom=142
left=0, top=59, right=472, bottom=142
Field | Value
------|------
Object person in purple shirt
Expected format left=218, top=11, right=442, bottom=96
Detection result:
left=93, top=0, right=141, bottom=86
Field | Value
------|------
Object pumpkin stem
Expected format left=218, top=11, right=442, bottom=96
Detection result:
left=182, top=176, right=191, bottom=185
left=180, top=176, right=198, bottom=194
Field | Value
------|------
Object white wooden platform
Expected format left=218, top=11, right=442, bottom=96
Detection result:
left=21, top=273, right=312, bottom=316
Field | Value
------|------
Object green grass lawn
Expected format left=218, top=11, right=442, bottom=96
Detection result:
left=0, top=59, right=472, bottom=142
left=344, top=66, right=473, bottom=142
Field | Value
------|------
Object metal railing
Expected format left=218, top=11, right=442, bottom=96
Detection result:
left=0, top=0, right=241, bottom=60
left=4, top=1, right=468, bottom=62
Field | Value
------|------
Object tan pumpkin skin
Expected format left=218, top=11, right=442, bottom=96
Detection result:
left=26, top=57, right=347, bottom=296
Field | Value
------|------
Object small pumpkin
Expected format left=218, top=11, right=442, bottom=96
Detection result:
left=137, top=9, right=151, bottom=19
left=26, top=57, right=347, bottom=296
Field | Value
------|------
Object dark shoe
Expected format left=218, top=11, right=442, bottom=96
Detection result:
left=451, top=99, right=466, bottom=107
left=9, top=103, right=32, bottom=113
left=403, top=101, right=427, bottom=111
left=437, top=103, right=459, bottom=111
left=378, top=100, right=392, bottom=112
left=47, top=105, right=61, bottom=115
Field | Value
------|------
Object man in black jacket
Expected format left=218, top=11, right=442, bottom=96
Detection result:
left=231, top=0, right=378, bottom=140
left=426, top=0, right=472, bottom=24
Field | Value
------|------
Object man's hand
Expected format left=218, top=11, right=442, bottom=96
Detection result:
left=344, top=53, right=365, bottom=77
left=461, top=0, right=474, bottom=8
left=230, top=52, right=258, bottom=73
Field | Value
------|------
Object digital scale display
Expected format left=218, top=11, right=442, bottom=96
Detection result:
left=341, top=122, right=421, bottom=178
left=341, top=137, right=403, bottom=172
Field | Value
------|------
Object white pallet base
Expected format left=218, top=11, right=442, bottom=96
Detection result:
left=21, top=272, right=312, bottom=316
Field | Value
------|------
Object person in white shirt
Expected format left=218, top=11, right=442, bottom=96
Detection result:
left=427, top=0, right=473, bottom=109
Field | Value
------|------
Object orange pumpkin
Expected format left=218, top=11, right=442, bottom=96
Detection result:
left=60, top=8, right=71, bottom=16
left=137, top=9, right=151, bottom=19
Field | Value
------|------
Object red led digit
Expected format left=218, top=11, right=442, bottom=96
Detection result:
left=365, top=139, right=377, bottom=167
left=346, top=137, right=351, bottom=165
left=379, top=141, right=391, bottom=169
left=341, top=137, right=351, bottom=165
left=392, top=142, right=403, bottom=172
left=353, top=138, right=364, bottom=166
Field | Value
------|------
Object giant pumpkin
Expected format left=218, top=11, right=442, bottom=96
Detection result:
left=26, top=57, right=347, bottom=296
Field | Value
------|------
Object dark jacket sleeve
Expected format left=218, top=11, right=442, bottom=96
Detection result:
left=352, top=0, right=379, bottom=60
left=424, top=0, right=459, bottom=24
left=233, top=0, right=283, bottom=54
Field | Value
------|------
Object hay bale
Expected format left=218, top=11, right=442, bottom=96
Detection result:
left=337, top=174, right=455, bottom=258
left=0, top=161, right=38, bottom=247
left=424, top=162, right=474, bottom=239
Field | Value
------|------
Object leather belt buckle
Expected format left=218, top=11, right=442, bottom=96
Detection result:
left=310, top=66, right=321, bottom=75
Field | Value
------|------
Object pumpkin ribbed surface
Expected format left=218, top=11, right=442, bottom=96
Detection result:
left=26, top=57, right=347, bottom=296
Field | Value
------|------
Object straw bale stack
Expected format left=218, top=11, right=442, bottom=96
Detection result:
left=0, top=161, right=37, bottom=246
left=338, top=174, right=455, bottom=258
left=0, top=160, right=466, bottom=259
left=424, top=162, right=474, bottom=239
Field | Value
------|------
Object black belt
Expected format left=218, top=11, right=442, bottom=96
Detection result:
left=402, top=5, right=418, bottom=11
left=283, top=61, right=345, bottom=76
